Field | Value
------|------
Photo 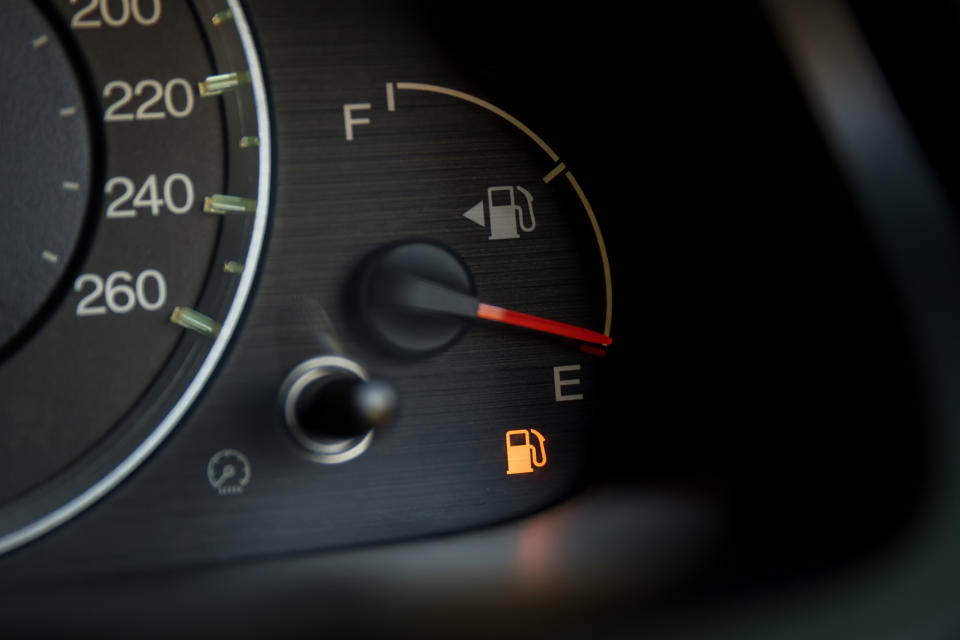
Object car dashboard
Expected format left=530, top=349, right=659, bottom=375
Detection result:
left=2, top=1, right=960, bottom=637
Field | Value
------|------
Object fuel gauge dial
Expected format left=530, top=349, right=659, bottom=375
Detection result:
left=340, top=82, right=612, bottom=355
left=320, top=81, right=613, bottom=504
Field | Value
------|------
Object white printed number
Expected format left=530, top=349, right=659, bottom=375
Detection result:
left=71, top=0, right=162, bottom=29
left=105, top=173, right=194, bottom=218
left=103, top=78, right=194, bottom=122
left=75, top=269, right=167, bottom=316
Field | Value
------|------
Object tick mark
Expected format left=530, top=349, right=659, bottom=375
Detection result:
left=211, top=10, right=233, bottom=26
left=223, top=261, right=245, bottom=275
left=204, top=194, right=256, bottom=214
left=170, top=307, right=221, bottom=338
left=198, top=72, right=250, bottom=98
left=543, top=162, right=567, bottom=184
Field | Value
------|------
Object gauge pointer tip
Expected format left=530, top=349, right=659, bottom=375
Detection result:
left=476, top=303, right=612, bottom=347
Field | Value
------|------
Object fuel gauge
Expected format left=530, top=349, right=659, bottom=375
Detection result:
left=339, top=82, right=611, bottom=360
left=295, top=81, right=613, bottom=507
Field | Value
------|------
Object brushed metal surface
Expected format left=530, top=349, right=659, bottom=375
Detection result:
left=0, top=1, right=624, bottom=579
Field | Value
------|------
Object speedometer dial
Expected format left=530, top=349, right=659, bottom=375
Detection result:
left=0, top=0, right=270, bottom=553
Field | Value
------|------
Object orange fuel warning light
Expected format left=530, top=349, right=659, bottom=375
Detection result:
left=505, top=429, right=547, bottom=475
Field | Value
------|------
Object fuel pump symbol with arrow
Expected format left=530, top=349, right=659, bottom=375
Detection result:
left=463, top=185, right=536, bottom=240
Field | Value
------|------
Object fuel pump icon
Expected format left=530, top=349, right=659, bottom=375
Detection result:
left=463, top=186, right=536, bottom=240
left=505, top=428, right=547, bottom=475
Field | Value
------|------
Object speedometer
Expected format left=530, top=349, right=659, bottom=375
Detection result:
left=0, top=0, right=270, bottom=553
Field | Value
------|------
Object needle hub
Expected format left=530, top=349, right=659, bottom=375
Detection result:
left=349, top=240, right=476, bottom=358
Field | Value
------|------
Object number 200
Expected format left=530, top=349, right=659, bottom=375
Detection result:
left=71, top=0, right=162, bottom=29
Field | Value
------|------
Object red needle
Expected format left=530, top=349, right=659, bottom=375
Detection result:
left=384, top=270, right=611, bottom=350
left=476, top=303, right=612, bottom=347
